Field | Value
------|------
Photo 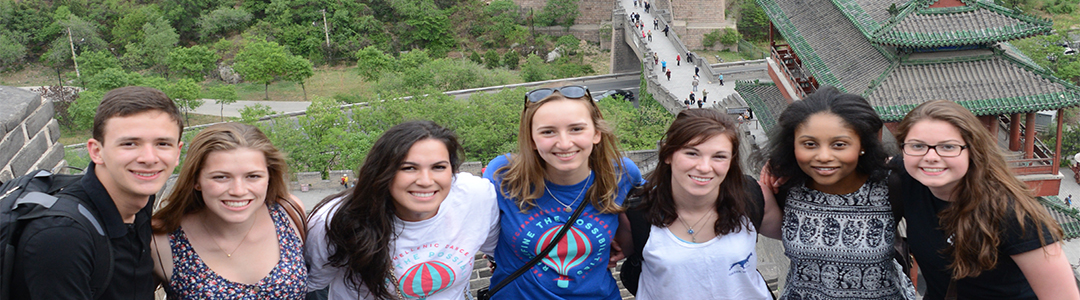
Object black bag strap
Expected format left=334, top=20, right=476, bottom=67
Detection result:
left=886, top=168, right=913, bottom=278
left=13, top=192, right=113, bottom=299
left=485, top=195, right=591, bottom=297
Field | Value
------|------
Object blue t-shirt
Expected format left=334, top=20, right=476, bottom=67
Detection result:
left=483, top=154, right=643, bottom=299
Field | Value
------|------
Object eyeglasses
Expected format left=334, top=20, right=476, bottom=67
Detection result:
left=523, top=85, right=591, bottom=108
left=901, top=143, right=968, bottom=157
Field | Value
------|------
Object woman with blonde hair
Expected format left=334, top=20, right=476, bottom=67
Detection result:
left=482, top=85, right=644, bottom=299
left=151, top=122, right=307, bottom=299
left=893, top=100, right=1077, bottom=299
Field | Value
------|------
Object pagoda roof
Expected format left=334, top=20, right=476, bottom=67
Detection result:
left=869, top=51, right=1080, bottom=121
left=735, top=81, right=788, bottom=132
left=757, top=0, right=1080, bottom=121
left=833, top=0, right=1051, bottom=48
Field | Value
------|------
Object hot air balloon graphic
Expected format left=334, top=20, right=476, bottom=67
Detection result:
left=536, top=224, right=593, bottom=288
left=398, top=261, right=456, bottom=299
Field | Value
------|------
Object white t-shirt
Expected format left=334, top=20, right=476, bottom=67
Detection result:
left=637, top=220, right=772, bottom=300
left=306, top=173, right=500, bottom=300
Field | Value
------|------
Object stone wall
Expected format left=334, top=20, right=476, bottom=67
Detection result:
left=0, top=86, right=65, bottom=182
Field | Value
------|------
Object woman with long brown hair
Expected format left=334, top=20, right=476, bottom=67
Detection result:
left=893, top=100, right=1077, bottom=299
left=151, top=122, right=308, bottom=299
left=482, top=85, right=644, bottom=299
left=619, top=109, right=779, bottom=299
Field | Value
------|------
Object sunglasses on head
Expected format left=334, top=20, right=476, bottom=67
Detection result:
left=523, top=85, right=591, bottom=107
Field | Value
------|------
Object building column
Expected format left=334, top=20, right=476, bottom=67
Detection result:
left=1024, top=112, right=1036, bottom=159
left=1009, top=113, right=1021, bottom=151
left=981, top=115, right=998, bottom=139
left=1054, top=109, right=1064, bottom=175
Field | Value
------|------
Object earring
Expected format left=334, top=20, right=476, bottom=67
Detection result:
left=859, top=150, right=865, bottom=155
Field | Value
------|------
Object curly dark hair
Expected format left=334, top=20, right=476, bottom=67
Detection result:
left=766, top=86, right=891, bottom=206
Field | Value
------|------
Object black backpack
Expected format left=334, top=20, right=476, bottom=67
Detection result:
left=0, top=169, right=113, bottom=299
left=620, top=175, right=766, bottom=295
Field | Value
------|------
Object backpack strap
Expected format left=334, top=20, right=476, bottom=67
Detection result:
left=15, top=192, right=114, bottom=299
left=742, top=175, right=765, bottom=230
left=622, top=200, right=650, bottom=295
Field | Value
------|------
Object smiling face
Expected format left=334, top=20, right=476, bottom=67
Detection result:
left=195, top=148, right=269, bottom=223
left=667, top=134, right=734, bottom=202
left=902, top=119, right=970, bottom=200
left=390, top=139, right=454, bottom=221
left=793, top=112, right=866, bottom=194
left=531, top=98, right=602, bottom=184
left=89, top=110, right=183, bottom=215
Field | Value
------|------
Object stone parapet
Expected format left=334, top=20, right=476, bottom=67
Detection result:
left=0, top=86, right=65, bottom=182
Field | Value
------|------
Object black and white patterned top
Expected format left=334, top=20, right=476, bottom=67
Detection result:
left=779, top=179, right=913, bottom=300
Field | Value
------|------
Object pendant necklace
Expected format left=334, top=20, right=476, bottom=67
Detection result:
left=676, top=211, right=712, bottom=243
left=546, top=173, right=592, bottom=213
left=202, top=212, right=258, bottom=258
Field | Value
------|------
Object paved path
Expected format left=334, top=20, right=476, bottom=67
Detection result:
left=190, top=100, right=312, bottom=118
left=622, top=1, right=739, bottom=110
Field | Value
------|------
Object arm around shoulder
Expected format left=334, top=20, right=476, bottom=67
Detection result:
left=1013, top=242, right=1080, bottom=300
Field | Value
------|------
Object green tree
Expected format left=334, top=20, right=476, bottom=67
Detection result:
left=737, top=0, right=769, bottom=42
left=163, top=78, right=204, bottom=124
left=0, top=33, right=27, bottom=71
left=123, top=16, right=179, bottom=74
left=282, top=55, right=315, bottom=100
left=483, top=49, right=500, bottom=69
left=468, top=51, right=483, bottom=64
left=521, top=54, right=548, bottom=82
left=68, top=89, right=104, bottom=130
left=205, top=84, right=239, bottom=121
left=537, top=0, right=579, bottom=28
left=197, top=7, right=253, bottom=39
left=76, top=50, right=121, bottom=79
left=719, top=28, right=742, bottom=46
left=42, top=14, right=107, bottom=74
left=111, top=5, right=159, bottom=49
left=402, top=12, right=456, bottom=57
left=355, top=46, right=396, bottom=81
left=503, top=50, right=520, bottom=70
left=233, top=40, right=290, bottom=99
left=86, top=67, right=131, bottom=91
left=239, top=103, right=276, bottom=124
left=167, top=45, right=220, bottom=81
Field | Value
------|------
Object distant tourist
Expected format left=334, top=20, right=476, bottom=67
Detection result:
left=892, top=100, right=1077, bottom=299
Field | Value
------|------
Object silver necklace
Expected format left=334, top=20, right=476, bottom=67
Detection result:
left=676, top=211, right=712, bottom=243
left=546, top=173, right=592, bottom=213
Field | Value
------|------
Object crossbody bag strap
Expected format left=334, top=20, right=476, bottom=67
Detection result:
left=945, top=280, right=957, bottom=300
left=486, top=197, right=591, bottom=297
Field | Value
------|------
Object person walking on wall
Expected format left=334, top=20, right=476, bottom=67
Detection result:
left=662, top=60, right=667, bottom=72
left=692, top=77, right=699, bottom=92
left=718, top=73, right=724, bottom=85
left=695, top=66, right=700, bottom=76
left=663, top=25, right=669, bottom=36
left=1068, top=195, right=1073, bottom=206
left=686, top=51, right=693, bottom=63
left=676, top=54, right=681, bottom=66
left=653, top=19, right=658, bottom=29
left=666, top=69, right=672, bottom=81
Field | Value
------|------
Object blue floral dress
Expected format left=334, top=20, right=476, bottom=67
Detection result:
left=165, top=204, right=307, bottom=299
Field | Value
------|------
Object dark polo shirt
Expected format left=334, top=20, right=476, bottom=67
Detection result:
left=12, top=163, right=156, bottom=300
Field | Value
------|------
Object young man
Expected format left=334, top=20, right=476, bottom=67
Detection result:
left=12, top=86, right=184, bottom=300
